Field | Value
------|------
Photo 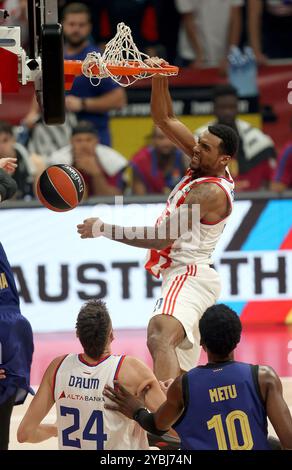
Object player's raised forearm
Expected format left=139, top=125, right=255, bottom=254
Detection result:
left=151, top=76, right=174, bottom=124
left=151, top=78, right=195, bottom=158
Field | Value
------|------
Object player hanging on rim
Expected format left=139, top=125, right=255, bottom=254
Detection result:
left=77, top=62, right=239, bottom=381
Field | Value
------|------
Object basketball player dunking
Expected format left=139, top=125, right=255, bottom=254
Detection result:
left=77, top=71, right=239, bottom=381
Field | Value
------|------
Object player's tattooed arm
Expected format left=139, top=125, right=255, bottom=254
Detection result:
left=77, top=215, right=189, bottom=250
left=77, top=183, right=229, bottom=249
left=184, top=182, right=230, bottom=222
left=77, top=199, right=199, bottom=250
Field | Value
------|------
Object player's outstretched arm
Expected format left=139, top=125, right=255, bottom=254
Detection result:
left=150, top=74, right=196, bottom=159
left=259, top=366, right=292, bottom=450
left=17, top=357, right=63, bottom=444
left=77, top=182, right=227, bottom=246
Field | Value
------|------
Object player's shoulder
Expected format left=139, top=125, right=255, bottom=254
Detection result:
left=258, top=365, right=280, bottom=386
left=187, top=180, right=226, bottom=202
left=117, top=356, right=158, bottom=396
left=47, top=355, right=68, bottom=376
left=41, top=355, right=68, bottom=387
left=120, top=355, right=150, bottom=369
left=119, top=355, right=154, bottom=378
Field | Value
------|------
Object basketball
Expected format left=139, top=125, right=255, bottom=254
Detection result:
left=36, top=164, right=85, bottom=212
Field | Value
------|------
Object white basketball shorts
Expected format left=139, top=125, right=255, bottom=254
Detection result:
left=150, top=264, right=221, bottom=372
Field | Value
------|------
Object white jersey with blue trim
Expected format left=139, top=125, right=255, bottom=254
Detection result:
left=54, top=353, right=149, bottom=450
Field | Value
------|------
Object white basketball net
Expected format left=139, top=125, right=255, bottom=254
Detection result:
left=81, top=22, right=177, bottom=87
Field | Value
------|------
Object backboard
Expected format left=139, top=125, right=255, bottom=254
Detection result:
left=0, top=0, right=65, bottom=125
left=27, top=0, right=65, bottom=124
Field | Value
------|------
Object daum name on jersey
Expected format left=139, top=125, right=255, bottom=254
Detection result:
left=68, top=375, right=100, bottom=390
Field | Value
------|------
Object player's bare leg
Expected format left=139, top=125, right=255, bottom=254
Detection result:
left=147, top=315, right=185, bottom=381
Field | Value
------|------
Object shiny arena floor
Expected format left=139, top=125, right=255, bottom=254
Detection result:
left=9, top=324, right=292, bottom=450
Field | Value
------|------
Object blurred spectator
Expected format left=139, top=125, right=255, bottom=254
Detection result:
left=63, top=2, right=126, bottom=145
left=153, top=0, right=180, bottom=63
left=0, top=121, right=45, bottom=200
left=227, top=46, right=258, bottom=97
left=271, top=120, right=292, bottom=191
left=3, top=0, right=29, bottom=50
left=22, top=109, right=77, bottom=160
left=175, top=0, right=243, bottom=72
left=59, top=1, right=105, bottom=46
left=248, top=0, right=292, bottom=64
left=195, top=84, right=277, bottom=191
left=49, top=122, right=128, bottom=197
left=131, top=126, right=187, bottom=195
left=102, top=0, right=159, bottom=55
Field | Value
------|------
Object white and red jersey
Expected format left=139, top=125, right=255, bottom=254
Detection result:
left=53, top=353, right=149, bottom=450
left=145, top=168, right=234, bottom=278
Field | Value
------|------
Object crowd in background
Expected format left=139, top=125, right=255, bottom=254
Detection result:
left=0, top=0, right=292, bottom=199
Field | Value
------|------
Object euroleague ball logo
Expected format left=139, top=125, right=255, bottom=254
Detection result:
left=63, top=165, right=85, bottom=193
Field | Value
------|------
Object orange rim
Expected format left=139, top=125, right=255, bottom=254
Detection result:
left=64, top=60, right=83, bottom=75
left=64, top=60, right=178, bottom=77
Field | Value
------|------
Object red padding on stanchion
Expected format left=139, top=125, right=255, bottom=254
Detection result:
left=0, top=47, right=19, bottom=93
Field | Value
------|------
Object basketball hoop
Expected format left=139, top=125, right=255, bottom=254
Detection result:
left=64, top=23, right=179, bottom=88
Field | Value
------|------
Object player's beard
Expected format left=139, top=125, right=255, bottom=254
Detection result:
left=190, top=167, right=204, bottom=179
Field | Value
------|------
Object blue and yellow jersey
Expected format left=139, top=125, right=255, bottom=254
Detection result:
left=174, top=361, right=270, bottom=450
left=0, top=242, right=34, bottom=405
left=0, top=242, right=19, bottom=308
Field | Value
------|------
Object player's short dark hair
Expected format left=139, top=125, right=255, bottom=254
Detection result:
left=76, top=300, right=111, bottom=360
left=62, top=2, right=91, bottom=21
left=213, top=84, right=238, bottom=101
left=0, top=121, right=13, bottom=136
left=208, top=124, right=238, bottom=157
left=199, top=304, right=242, bottom=357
